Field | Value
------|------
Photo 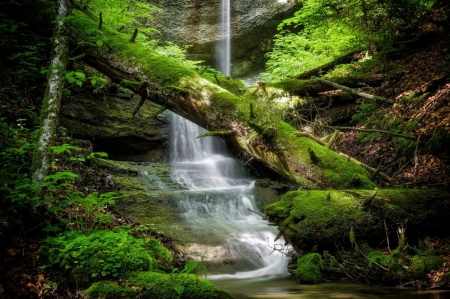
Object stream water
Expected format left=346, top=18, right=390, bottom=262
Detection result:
left=169, top=112, right=288, bottom=276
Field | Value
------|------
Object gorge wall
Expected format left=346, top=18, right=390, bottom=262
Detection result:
left=149, top=0, right=301, bottom=76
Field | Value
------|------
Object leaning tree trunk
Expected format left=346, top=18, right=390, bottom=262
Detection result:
left=72, top=9, right=376, bottom=190
left=31, top=0, right=72, bottom=186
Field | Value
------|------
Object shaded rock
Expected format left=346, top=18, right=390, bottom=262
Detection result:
left=59, top=91, right=168, bottom=160
left=150, top=0, right=301, bottom=76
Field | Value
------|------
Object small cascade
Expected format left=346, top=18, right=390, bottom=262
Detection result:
left=169, top=112, right=288, bottom=278
left=217, top=0, right=231, bottom=75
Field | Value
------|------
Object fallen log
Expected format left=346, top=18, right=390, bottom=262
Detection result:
left=72, top=9, right=376, bottom=189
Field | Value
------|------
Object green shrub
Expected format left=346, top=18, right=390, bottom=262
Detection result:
left=408, top=255, right=426, bottom=279
left=41, top=230, right=172, bottom=287
left=295, top=253, right=323, bottom=284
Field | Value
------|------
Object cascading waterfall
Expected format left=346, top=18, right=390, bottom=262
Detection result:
left=218, top=0, right=231, bottom=75
left=169, top=112, right=288, bottom=278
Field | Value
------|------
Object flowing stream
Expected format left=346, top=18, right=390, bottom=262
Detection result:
left=169, top=112, right=288, bottom=277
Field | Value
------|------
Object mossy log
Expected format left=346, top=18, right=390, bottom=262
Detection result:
left=265, top=189, right=450, bottom=253
left=73, top=9, right=375, bottom=189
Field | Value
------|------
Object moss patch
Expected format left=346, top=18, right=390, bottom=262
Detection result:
left=86, top=272, right=232, bottom=299
left=295, top=253, right=324, bottom=283
left=276, top=121, right=375, bottom=189
left=265, top=189, right=450, bottom=252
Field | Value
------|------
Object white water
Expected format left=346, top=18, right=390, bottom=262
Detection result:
left=217, top=0, right=231, bottom=75
left=169, top=112, right=289, bottom=278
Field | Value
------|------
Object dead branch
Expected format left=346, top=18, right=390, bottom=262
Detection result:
left=384, top=219, right=391, bottom=253
left=326, top=125, right=416, bottom=140
left=315, top=77, right=393, bottom=104
left=196, top=130, right=234, bottom=139
left=360, top=250, right=390, bottom=272
left=247, top=208, right=266, bottom=219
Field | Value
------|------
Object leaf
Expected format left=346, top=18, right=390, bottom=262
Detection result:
left=76, top=80, right=83, bottom=88
left=90, top=79, right=97, bottom=86
left=96, top=39, right=104, bottom=47
left=173, top=284, right=185, bottom=295
left=183, top=261, right=197, bottom=274
left=74, top=71, right=85, bottom=80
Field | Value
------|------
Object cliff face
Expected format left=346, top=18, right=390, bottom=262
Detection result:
left=149, top=0, right=301, bottom=76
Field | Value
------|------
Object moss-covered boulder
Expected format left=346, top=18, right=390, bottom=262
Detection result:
left=295, top=253, right=324, bottom=284
left=86, top=272, right=232, bottom=299
left=265, top=189, right=450, bottom=252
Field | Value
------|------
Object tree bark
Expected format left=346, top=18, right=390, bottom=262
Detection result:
left=31, top=0, right=72, bottom=185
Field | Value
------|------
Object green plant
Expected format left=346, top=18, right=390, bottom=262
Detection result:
left=41, top=229, right=170, bottom=287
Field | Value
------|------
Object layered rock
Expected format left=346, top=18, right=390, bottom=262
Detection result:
left=149, top=0, right=301, bottom=76
left=59, top=90, right=169, bottom=161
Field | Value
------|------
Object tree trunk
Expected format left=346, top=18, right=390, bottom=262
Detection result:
left=74, top=9, right=376, bottom=189
left=31, top=0, right=72, bottom=185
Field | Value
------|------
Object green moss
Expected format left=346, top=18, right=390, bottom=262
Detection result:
left=147, top=238, right=173, bottom=266
left=266, top=190, right=365, bottom=250
left=86, top=281, right=136, bottom=298
left=266, top=189, right=450, bottom=252
left=86, top=271, right=233, bottom=299
left=295, top=253, right=324, bottom=283
left=276, top=121, right=375, bottom=189
left=408, top=255, right=427, bottom=279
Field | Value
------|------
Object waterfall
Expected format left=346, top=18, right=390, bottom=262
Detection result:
left=169, top=112, right=288, bottom=278
left=218, top=0, right=231, bottom=76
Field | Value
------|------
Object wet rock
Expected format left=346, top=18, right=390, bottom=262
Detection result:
left=149, top=0, right=301, bottom=76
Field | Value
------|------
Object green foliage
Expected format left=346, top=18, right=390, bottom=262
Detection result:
left=66, top=71, right=86, bottom=87
left=153, top=42, right=203, bottom=70
left=41, top=229, right=170, bottom=287
left=77, top=0, right=161, bottom=35
left=295, top=253, right=324, bottom=283
left=264, top=0, right=437, bottom=81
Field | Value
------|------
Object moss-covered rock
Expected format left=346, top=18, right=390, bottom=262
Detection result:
left=265, top=189, right=450, bottom=252
left=295, top=253, right=324, bottom=284
left=86, top=272, right=232, bottom=299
